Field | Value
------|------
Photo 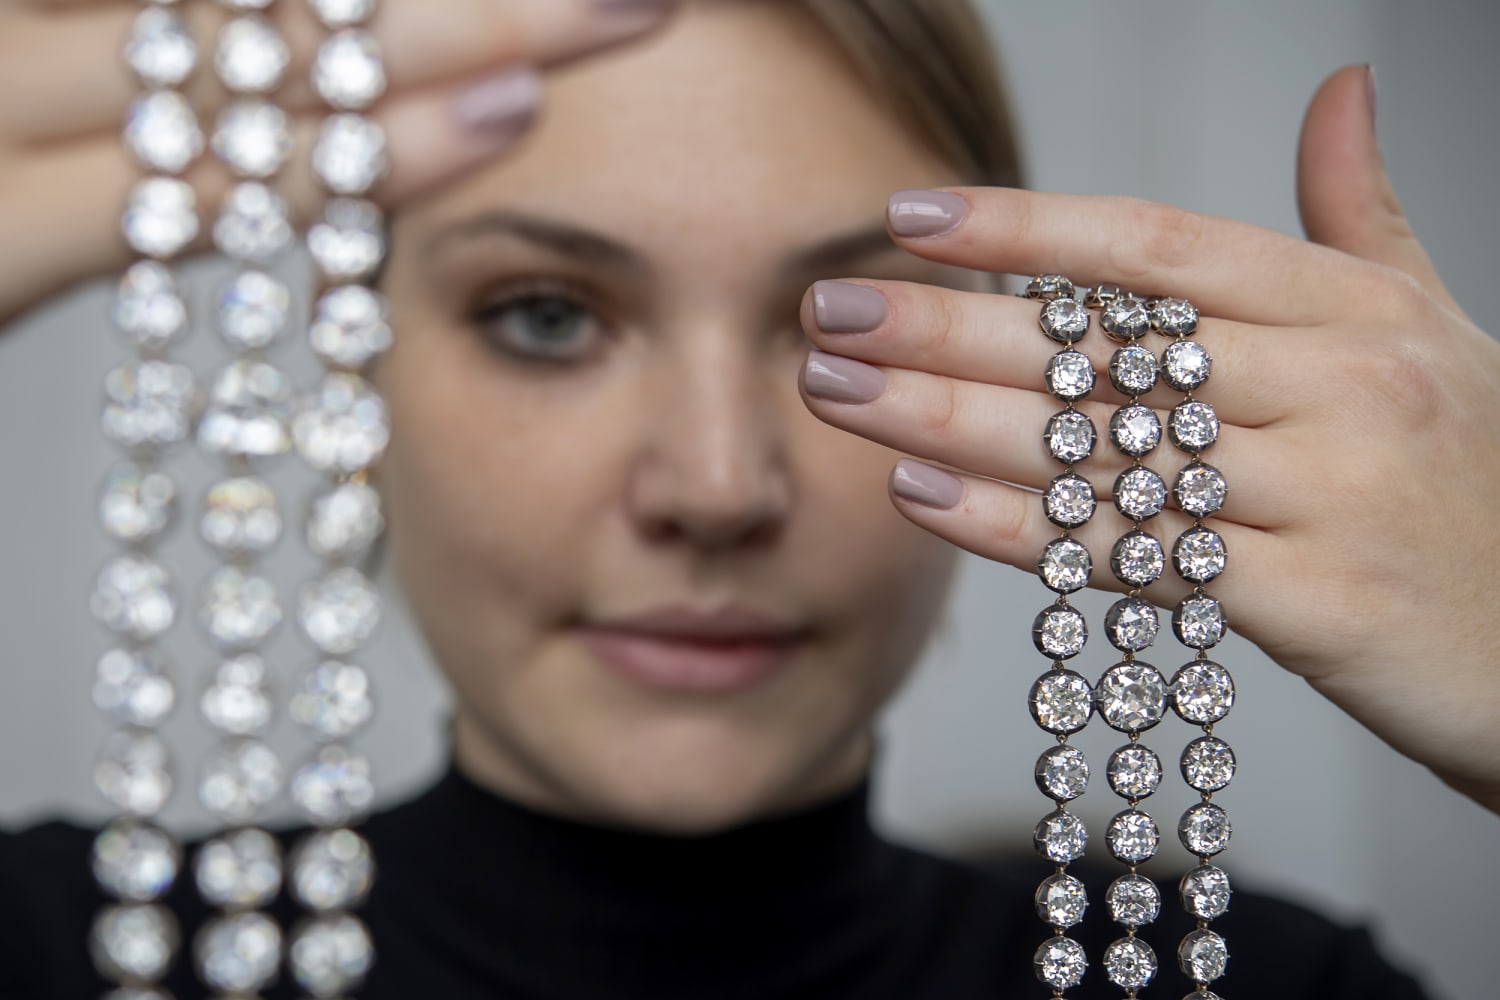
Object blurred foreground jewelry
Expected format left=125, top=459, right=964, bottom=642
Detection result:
left=1154, top=297, right=1234, bottom=995
left=1094, top=286, right=1168, bottom=996
left=1027, top=274, right=1096, bottom=996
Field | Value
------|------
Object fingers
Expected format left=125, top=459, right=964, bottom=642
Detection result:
left=0, top=0, right=676, bottom=145
left=798, top=350, right=1300, bottom=530
left=883, top=186, right=1385, bottom=328
left=800, top=278, right=1302, bottom=428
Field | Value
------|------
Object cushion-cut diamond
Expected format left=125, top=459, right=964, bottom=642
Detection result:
left=298, top=566, right=381, bottom=655
left=1178, top=929, right=1229, bottom=983
left=1163, top=338, right=1212, bottom=391
left=1172, top=659, right=1235, bottom=724
left=1170, top=400, right=1220, bottom=453
left=199, top=565, right=282, bottom=652
left=1103, top=935, right=1158, bottom=990
left=1038, top=538, right=1091, bottom=594
left=195, top=911, right=282, bottom=993
left=314, top=114, right=389, bottom=195
left=311, top=0, right=379, bottom=28
left=195, top=827, right=282, bottom=909
left=1110, top=530, right=1164, bottom=587
left=1106, top=809, right=1160, bottom=863
left=114, top=261, right=188, bottom=352
left=305, top=480, right=384, bottom=562
left=1104, top=597, right=1159, bottom=654
left=1114, top=466, right=1167, bottom=520
left=1033, top=809, right=1087, bottom=863
left=92, top=821, right=180, bottom=903
left=1035, top=744, right=1090, bottom=802
left=290, top=828, right=375, bottom=911
left=198, top=361, right=294, bottom=461
left=216, top=270, right=292, bottom=351
left=291, top=745, right=376, bottom=826
left=310, top=285, right=393, bottom=370
left=124, top=178, right=199, bottom=258
left=213, top=100, right=293, bottom=178
left=1029, top=670, right=1093, bottom=735
left=1109, top=403, right=1161, bottom=456
left=201, top=476, right=282, bottom=557
left=1032, top=603, right=1087, bottom=660
left=1044, top=473, right=1095, bottom=528
left=289, top=913, right=375, bottom=996
left=94, top=648, right=176, bottom=728
left=100, top=461, right=178, bottom=547
left=290, top=660, right=375, bottom=741
left=215, top=182, right=293, bottom=262
left=95, top=729, right=173, bottom=817
left=310, top=198, right=386, bottom=280
left=198, top=737, right=283, bottom=824
left=103, top=360, right=199, bottom=454
left=1040, top=297, right=1090, bottom=344
left=1034, top=873, right=1088, bottom=928
left=215, top=16, right=290, bottom=94
left=1102, top=294, right=1150, bottom=341
left=1045, top=410, right=1095, bottom=464
left=1025, top=274, right=1075, bottom=301
left=125, top=91, right=203, bottom=174
left=1173, top=526, right=1226, bottom=583
left=1179, top=864, right=1232, bottom=920
left=1109, top=344, right=1158, bottom=396
left=1174, top=594, right=1226, bottom=650
left=1097, top=659, right=1166, bottom=732
left=1107, top=743, right=1163, bottom=799
left=1179, top=802, right=1232, bottom=857
left=126, top=7, right=198, bottom=88
left=315, top=30, right=386, bottom=110
left=1033, top=935, right=1086, bottom=990
left=1174, top=461, right=1228, bottom=517
left=1151, top=297, right=1200, bottom=336
left=1046, top=350, right=1094, bottom=401
left=90, top=903, right=178, bottom=983
left=93, top=556, right=176, bottom=643
left=294, top=373, right=390, bottom=474
left=1106, top=872, right=1161, bottom=927
left=200, top=654, right=275, bottom=736
left=1181, top=735, right=1236, bottom=792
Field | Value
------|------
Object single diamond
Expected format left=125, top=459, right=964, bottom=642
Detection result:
left=1174, top=462, right=1228, bottom=517
left=289, top=660, right=375, bottom=741
left=1044, top=410, right=1095, bottom=464
left=94, top=648, right=176, bottom=728
left=197, top=360, right=294, bottom=461
left=126, top=7, right=197, bottom=89
left=294, top=372, right=390, bottom=474
left=1109, top=343, right=1158, bottom=396
left=95, top=729, right=173, bottom=817
left=1046, top=350, right=1095, bottom=401
left=1035, top=744, right=1090, bottom=802
left=309, top=198, right=386, bottom=280
left=1040, top=298, right=1090, bottom=344
left=313, top=114, right=389, bottom=195
left=1101, top=293, right=1151, bottom=341
left=215, top=16, right=290, bottom=94
left=1106, top=872, right=1161, bottom=927
left=1044, top=472, right=1095, bottom=528
left=1174, top=595, right=1226, bottom=650
left=298, top=566, right=381, bottom=654
left=1179, top=864, right=1232, bottom=920
left=310, top=285, right=393, bottom=370
left=291, top=745, right=376, bottom=825
left=314, top=30, right=387, bottom=110
left=1034, top=873, right=1088, bottom=929
left=1110, top=530, right=1164, bottom=587
left=311, top=0, right=379, bottom=28
left=214, top=182, right=293, bottom=262
left=1179, top=802, right=1232, bottom=857
left=99, top=461, right=178, bottom=546
left=1170, top=400, right=1220, bottom=453
left=1151, top=297, right=1200, bottom=336
left=200, top=565, right=282, bottom=651
left=306, top=480, right=384, bottom=562
left=213, top=100, right=294, bottom=178
left=1029, top=670, right=1093, bottom=735
left=201, top=476, right=283, bottom=556
left=102, top=359, right=199, bottom=454
left=1032, top=603, right=1087, bottom=660
left=1107, top=743, right=1163, bottom=799
left=1033, top=808, right=1087, bottom=863
left=1162, top=339, right=1212, bottom=391
left=114, top=261, right=188, bottom=353
left=200, top=654, right=275, bottom=736
left=1172, top=660, right=1235, bottom=724
left=92, top=821, right=180, bottom=902
left=1178, top=929, right=1229, bottom=983
left=1181, top=735, right=1236, bottom=792
left=198, top=738, right=283, bottom=823
left=90, top=904, right=179, bottom=983
left=1038, top=537, right=1090, bottom=594
left=1033, top=935, right=1087, bottom=990
left=216, top=270, right=292, bottom=351
left=1109, top=403, right=1161, bottom=456
left=195, top=911, right=282, bottom=993
left=1113, top=466, right=1167, bottom=521
left=1173, top=527, right=1226, bottom=583
left=290, top=829, right=375, bottom=910
left=289, top=913, right=374, bottom=996
left=92, top=555, right=176, bottom=642
left=195, top=827, right=282, bottom=909
left=1096, top=659, right=1167, bottom=731
left=125, top=91, right=203, bottom=175
left=1104, top=597, right=1160, bottom=654
left=1104, top=936, right=1158, bottom=991
left=123, top=177, right=199, bottom=258
left=1024, top=274, right=1075, bottom=301
left=1106, top=808, right=1161, bottom=863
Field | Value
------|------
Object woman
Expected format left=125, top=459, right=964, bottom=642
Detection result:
left=0, top=0, right=1494, bottom=996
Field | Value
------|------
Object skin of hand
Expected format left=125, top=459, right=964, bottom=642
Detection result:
left=797, top=64, right=1500, bottom=816
left=0, top=0, right=679, bottom=327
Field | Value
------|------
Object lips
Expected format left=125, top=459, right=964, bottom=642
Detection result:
left=577, top=605, right=811, bottom=693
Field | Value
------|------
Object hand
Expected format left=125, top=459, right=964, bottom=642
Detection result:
left=0, top=0, right=677, bottom=326
left=798, top=65, right=1500, bottom=815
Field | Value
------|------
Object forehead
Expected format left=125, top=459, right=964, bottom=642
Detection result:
left=404, top=3, right=958, bottom=257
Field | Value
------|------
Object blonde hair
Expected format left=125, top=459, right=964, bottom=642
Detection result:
left=800, top=0, right=1023, bottom=188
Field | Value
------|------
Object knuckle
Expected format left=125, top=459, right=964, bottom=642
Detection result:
left=1111, top=198, right=1206, bottom=282
left=917, top=376, right=963, bottom=440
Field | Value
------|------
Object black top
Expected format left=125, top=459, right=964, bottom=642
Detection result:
left=1, top=758, right=1432, bottom=999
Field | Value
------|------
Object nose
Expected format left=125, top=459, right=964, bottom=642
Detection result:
left=626, top=330, right=793, bottom=549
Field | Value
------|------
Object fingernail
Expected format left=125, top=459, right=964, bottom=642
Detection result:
left=892, top=459, right=964, bottom=510
left=451, top=67, right=543, bottom=136
left=888, top=189, right=967, bottom=238
left=803, top=350, right=885, bottom=404
left=1365, top=64, right=1378, bottom=140
left=812, top=281, right=887, bottom=333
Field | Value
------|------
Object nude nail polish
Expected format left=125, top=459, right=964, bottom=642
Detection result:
left=451, top=68, right=543, bottom=136
left=813, top=281, right=887, bottom=333
left=888, top=190, right=968, bottom=238
left=892, top=459, right=964, bottom=510
left=802, top=351, right=886, bottom=404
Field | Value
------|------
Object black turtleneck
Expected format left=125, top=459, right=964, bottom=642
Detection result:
left=2, top=757, right=1433, bottom=998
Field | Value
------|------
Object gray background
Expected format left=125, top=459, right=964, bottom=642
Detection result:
left=2, top=2, right=1496, bottom=998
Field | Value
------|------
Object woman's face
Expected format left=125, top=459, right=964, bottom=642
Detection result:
left=375, top=2, right=978, bottom=833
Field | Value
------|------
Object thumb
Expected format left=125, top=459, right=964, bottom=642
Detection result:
left=1296, top=64, right=1458, bottom=310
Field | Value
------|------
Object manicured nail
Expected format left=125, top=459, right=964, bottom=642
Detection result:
left=812, top=281, right=887, bottom=333
left=803, top=350, right=885, bottom=404
left=888, top=189, right=967, bottom=238
left=1365, top=64, right=1378, bottom=139
left=451, top=67, right=543, bottom=136
left=892, top=459, right=964, bottom=510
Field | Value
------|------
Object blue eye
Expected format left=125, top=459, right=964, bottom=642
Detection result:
left=474, top=288, right=604, bottom=363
